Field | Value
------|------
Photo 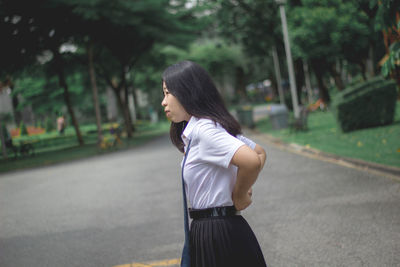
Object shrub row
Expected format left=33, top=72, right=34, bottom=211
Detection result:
left=1, top=124, right=118, bottom=151
left=332, top=77, right=398, bottom=132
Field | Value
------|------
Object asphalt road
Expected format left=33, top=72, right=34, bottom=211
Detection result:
left=0, top=134, right=399, bottom=267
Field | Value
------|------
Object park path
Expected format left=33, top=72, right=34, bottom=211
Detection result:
left=0, top=133, right=399, bottom=267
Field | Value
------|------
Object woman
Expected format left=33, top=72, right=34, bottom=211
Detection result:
left=162, top=61, right=267, bottom=267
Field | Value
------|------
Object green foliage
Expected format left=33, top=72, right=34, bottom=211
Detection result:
left=186, top=40, right=245, bottom=80
left=332, top=78, right=398, bottom=132
left=0, top=0, right=206, bottom=133
left=381, top=39, right=400, bottom=78
left=0, top=121, right=170, bottom=173
left=374, top=0, right=400, bottom=31
left=373, top=0, right=400, bottom=78
left=14, top=68, right=63, bottom=115
left=214, top=0, right=282, bottom=88
left=134, top=39, right=249, bottom=114
left=36, top=120, right=44, bottom=129
left=158, top=39, right=246, bottom=76
left=19, top=121, right=28, bottom=136
left=216, top=0, right=280, bottom=57
left=256, top=102, right=400, bottom=168
left=0, top=113, right=14, bottom=124
left=289, top=0, right=370, bottom=65
left=13, top=65, right=94, bottom=118
left=71, top=0, right=204, bottom=89
left=45, top=117, right=54, bottom=133
left=1, top=123, right=10, bottom=141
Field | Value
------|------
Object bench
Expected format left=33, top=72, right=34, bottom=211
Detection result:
left=4, top=139, right=35, bottom=158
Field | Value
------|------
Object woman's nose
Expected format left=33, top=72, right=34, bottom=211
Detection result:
left=161, top=96, right=167, bottom=106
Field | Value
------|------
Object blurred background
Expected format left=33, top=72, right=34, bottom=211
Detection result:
left=0, top=0, right=399, bottom=171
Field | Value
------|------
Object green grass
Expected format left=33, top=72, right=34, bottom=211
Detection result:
left=0, top=121, right=170, bottom=173
left=256, top=102, right=400, bottom=168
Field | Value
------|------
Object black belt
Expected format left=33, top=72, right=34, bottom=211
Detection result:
left=189, top=205, right=240, bottom=219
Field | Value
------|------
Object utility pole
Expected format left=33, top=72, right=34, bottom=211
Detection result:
left=276, top=0, right=300, bottom=118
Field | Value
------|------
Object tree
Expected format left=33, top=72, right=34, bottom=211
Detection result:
left=377, top=0, right=400, bottom=87
left=216, top=0, right=281, bottom=58
left=87, top=42, right=103, bottom=145
left=1, top=0, right=205, bottom=143
left=357, top=0, right=380, bottom=77
left=185, top=40, right=247, bottom=100
left=66, top=0, right=204, bottom=138
left=215, top=0, right=285, bottom=99
left=0, top=0, right=85, bottom=145
left=289, top=0, right=371, bottom=103
left=133, top=39, right=250, bottom=115
left=14, top=63, right=93, bottom=128
left=0, top=114, right=12, bottom=159
left=0, top=0, right=41, bottom=125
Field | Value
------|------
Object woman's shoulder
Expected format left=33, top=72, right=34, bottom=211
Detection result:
left=193, top=118, right=226, bottom=139
left=183, top=117, right=215, bottom=142
left=195, top=118, right=220, bottom=130
left=195, top=117, right=215, bottom=127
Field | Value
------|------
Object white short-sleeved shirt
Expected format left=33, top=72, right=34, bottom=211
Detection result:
left=181, top=116, right=256, bottom=209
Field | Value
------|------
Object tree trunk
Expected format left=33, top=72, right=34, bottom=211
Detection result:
left=367, top=44, right=375, bottom=78
left=2, top=78, right=20, bottom=125
left=87, top=43, right=103, bottom=145
left=271, top=46, right=285, bottom=105
left=0, top=121, right=7, bottom=159
left=303, top=61, right=313, bottom=104
left=8, top=84, right=22, bottom=126
left=294, top=59, right=305, bottom=105
left=311, top=64, right=330, bottom=104
left=234, top=66, right=247, bottom=101
left=112, top=86, right=133, bottom=138
left=98, top=65, right=134, bottom=139
left=130, top=86, right=140, bottom=121
left=330, top=64, right=345, bottom=91
left=121, top=70, right=134, bottom=137
left=359, top=62, right=367, bottom=81
left=53, top=50, right=84, bottom=146
left=123, top=83, right=135, bottom=131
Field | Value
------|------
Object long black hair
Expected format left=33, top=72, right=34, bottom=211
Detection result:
left=162, top=60, right=241, bottom=152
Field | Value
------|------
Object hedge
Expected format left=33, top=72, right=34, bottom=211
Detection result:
left=332, top=78, right=398, bottom=132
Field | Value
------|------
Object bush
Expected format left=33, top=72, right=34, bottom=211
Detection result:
left=19, top=121, right=28, bottom=136
left=45, top=117, right=54, bottom=132
left=36, top=120, right=44, bottom=129
left=337, top=77, right=384, bottom=101
left=332, top=77, right=398, bottom=132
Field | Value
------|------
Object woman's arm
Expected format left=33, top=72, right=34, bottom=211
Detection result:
left=230, top=144, right=266, bottom=211
left=254, top=144, right=267, bottom=170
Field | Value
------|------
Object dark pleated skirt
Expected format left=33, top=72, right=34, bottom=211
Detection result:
left=189, top=215, right=267, bottom=267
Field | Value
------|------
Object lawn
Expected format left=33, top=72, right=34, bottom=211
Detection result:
left=0, top=121, right=170, bottom=173
left=256, top=102, right=400, bottom=168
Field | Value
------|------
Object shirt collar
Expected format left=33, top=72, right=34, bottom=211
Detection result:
left=181, top=116, right=198, bottom=146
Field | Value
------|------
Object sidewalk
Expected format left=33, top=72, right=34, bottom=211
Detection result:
left=248, top=130, right=400, bottom=182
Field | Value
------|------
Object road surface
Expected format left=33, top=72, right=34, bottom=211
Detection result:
left=1, top=134, right=399, bottom=267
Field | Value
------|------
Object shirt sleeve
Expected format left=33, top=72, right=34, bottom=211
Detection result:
left=237, top=135, right=256, bottom=150
left=197, top=122, right=245, bottom=168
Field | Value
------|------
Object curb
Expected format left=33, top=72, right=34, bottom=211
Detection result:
left=248, top=130, right=400, bottom=182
